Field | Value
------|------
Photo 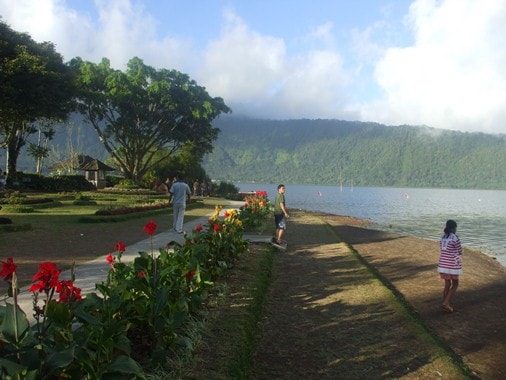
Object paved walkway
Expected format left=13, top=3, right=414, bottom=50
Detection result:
left=15, top=207, right=270, bottom=323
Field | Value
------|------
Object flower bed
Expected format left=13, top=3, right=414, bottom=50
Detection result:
left=0, top=202, right=255, bottom=378
left=94, top=202, right=168, bottom=216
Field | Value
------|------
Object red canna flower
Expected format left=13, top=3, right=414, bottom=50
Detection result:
left=114, top=241, right=126, bottom=252
left=213, top=224, right=221, bottom=232
left=56, top=280, right=82, bottom=302
left=29, top=262, right=61, bottom=293
left=194, top=224, right=203, bottom=232
left=0, top=257, right=16, bottom=282
left=106, top=253, right=115, bottom=267
left=143, top=220, right=157, bottom=236
left=185, top=270, right=196, bottom=280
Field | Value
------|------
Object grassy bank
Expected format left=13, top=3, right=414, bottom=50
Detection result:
left=178, top=210, right=471, bottom=379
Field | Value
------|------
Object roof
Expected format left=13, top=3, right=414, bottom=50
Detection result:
left=79, top=158, right=116, bottom=171
left=51, top=155, right=116, bottom=172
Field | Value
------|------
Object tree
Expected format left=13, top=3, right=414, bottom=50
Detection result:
left=0, top=20, right=76, bottom=182
left=71, top=56, right=230, bottom=183
left=27, top=119, right=56, bottom=175
left=148, top=141, right=208, bottom=184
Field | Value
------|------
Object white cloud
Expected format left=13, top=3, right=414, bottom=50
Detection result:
left=198, top=11, right=352, bottom=119
left=2, top=0, right=506, bottom=134
left=0, top=0, right=190, bottom=70
left=0, top=0, right=95, bottom=59
left=198, top=10, right=286, bottom=102
left=365, top=0, right=506, bottom=133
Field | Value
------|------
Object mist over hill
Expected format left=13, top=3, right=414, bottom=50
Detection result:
left=203, top=116, right=506, bottom=189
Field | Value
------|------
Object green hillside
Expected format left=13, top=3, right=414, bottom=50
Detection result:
left=203, top=117, right=506, bottom=189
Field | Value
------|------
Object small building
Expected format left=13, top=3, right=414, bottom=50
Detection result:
left=78, top=157, right=116, bottom=189
left=51, top=155, right=116, bottom=189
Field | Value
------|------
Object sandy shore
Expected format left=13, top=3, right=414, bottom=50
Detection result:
left=321, top=212, right=506, bottom=379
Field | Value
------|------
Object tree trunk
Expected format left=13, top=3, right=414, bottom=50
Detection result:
left=5, top=123, right=29, bottom=185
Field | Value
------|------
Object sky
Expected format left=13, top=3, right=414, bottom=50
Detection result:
left=1, top=0, right=506, bottom=135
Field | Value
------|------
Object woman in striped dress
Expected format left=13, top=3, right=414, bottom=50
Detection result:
left=437, top=219, right=463, bottom=313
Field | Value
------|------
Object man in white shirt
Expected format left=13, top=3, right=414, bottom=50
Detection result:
left=168, top=174, right=191, bottom=233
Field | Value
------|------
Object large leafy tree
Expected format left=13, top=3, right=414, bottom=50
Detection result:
left=0, top=20, right=76, bottom=182
left=71, top=56, right=230, bottom=183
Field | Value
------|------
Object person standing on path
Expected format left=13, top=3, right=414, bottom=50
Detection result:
left=168, top=174, right=191, bottom=233
left=437, top=219, right=463, bottom=313
left=273, top=184, right=289, bottom=246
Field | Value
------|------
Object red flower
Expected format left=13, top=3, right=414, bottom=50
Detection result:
left=106, top=253, right=115, bottom=267
left=143, top=220, right=157, bottom=236
left=213, top=224, right=221, bottom=232
left=185, top=270, right=196, bottom=280
left=224, top=211, right=230, bottom=218
left=0, top=257, right=16, bottom=282
left=137, top=271, right=145, bottom=278
left=194, top=224, right=203, bottom=232
left=29, top=262, right=61, bottom=293
left=114, top=241, right=126, bottom=252
left=56, top=280, right=82, bottom=302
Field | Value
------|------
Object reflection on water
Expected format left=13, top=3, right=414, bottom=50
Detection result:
left=236, top=183, right=506, bottom=267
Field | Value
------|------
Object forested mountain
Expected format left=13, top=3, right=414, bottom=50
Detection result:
left=13, top=114, right=108, bottom=174
left=203, top=116, right=506, bottom=189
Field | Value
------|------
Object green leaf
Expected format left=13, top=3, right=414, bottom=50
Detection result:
left=0, top=357, right=28, bottom=377
left=105, top=355, right=144, bottom=376
left=45, top=344, right=76, bottom=370
left=0, top=302, right=30, bottom=344
left=45, top=300, right=71, bottom=325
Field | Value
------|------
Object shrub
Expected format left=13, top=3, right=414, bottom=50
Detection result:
left=94, top=201, right=167, bottom=216
left=214, top=181, right=239, bottom=198
left=0, top=201, right=271, bottom=377
left=2, top=205, right=35, bottom=213
left=0, top=217, right=13, bottom=224
left=238, top=191, right=272, bottom=231
left=3, top=191, right=26, bottom=205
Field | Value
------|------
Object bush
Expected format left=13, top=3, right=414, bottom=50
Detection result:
left=4, top=191, right=26, bottom=205
left=2, top=205, right=35, bottom=213
left=0, top=217, right=13, bottom=224
left=94, top=201, right=168, bottom=216
left=238, top=191, right=272, bottom=231
left=0, top=207, right=256, bottom=378
left=7, top=174, right=96, bottom=192
left=214, top=181, right=239, bottom=198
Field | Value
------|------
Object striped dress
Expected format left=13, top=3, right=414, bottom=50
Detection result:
left=437, top=232, right=463, bottom=275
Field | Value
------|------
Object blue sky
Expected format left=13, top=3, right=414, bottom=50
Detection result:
left=2, top=0, right=506, bottom=134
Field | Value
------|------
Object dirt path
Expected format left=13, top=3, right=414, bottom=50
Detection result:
left=251, top=210, right=505, bottom=379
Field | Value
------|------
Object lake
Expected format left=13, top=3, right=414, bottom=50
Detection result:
left=235, top=183, right=506, bottom=267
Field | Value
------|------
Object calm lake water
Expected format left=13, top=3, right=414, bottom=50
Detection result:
left=235, top=183, right=506, bottom=267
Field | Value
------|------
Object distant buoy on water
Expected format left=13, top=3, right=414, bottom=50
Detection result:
left=403, top=192, right=409, bottom=200
left=317, top=191, right=322, bottom=197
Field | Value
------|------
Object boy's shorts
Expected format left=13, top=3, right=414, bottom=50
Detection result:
left=274, top=214, right=286, bottom=229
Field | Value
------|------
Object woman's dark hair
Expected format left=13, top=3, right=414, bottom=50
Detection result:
left=444, top=219, right=457, bottom=235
